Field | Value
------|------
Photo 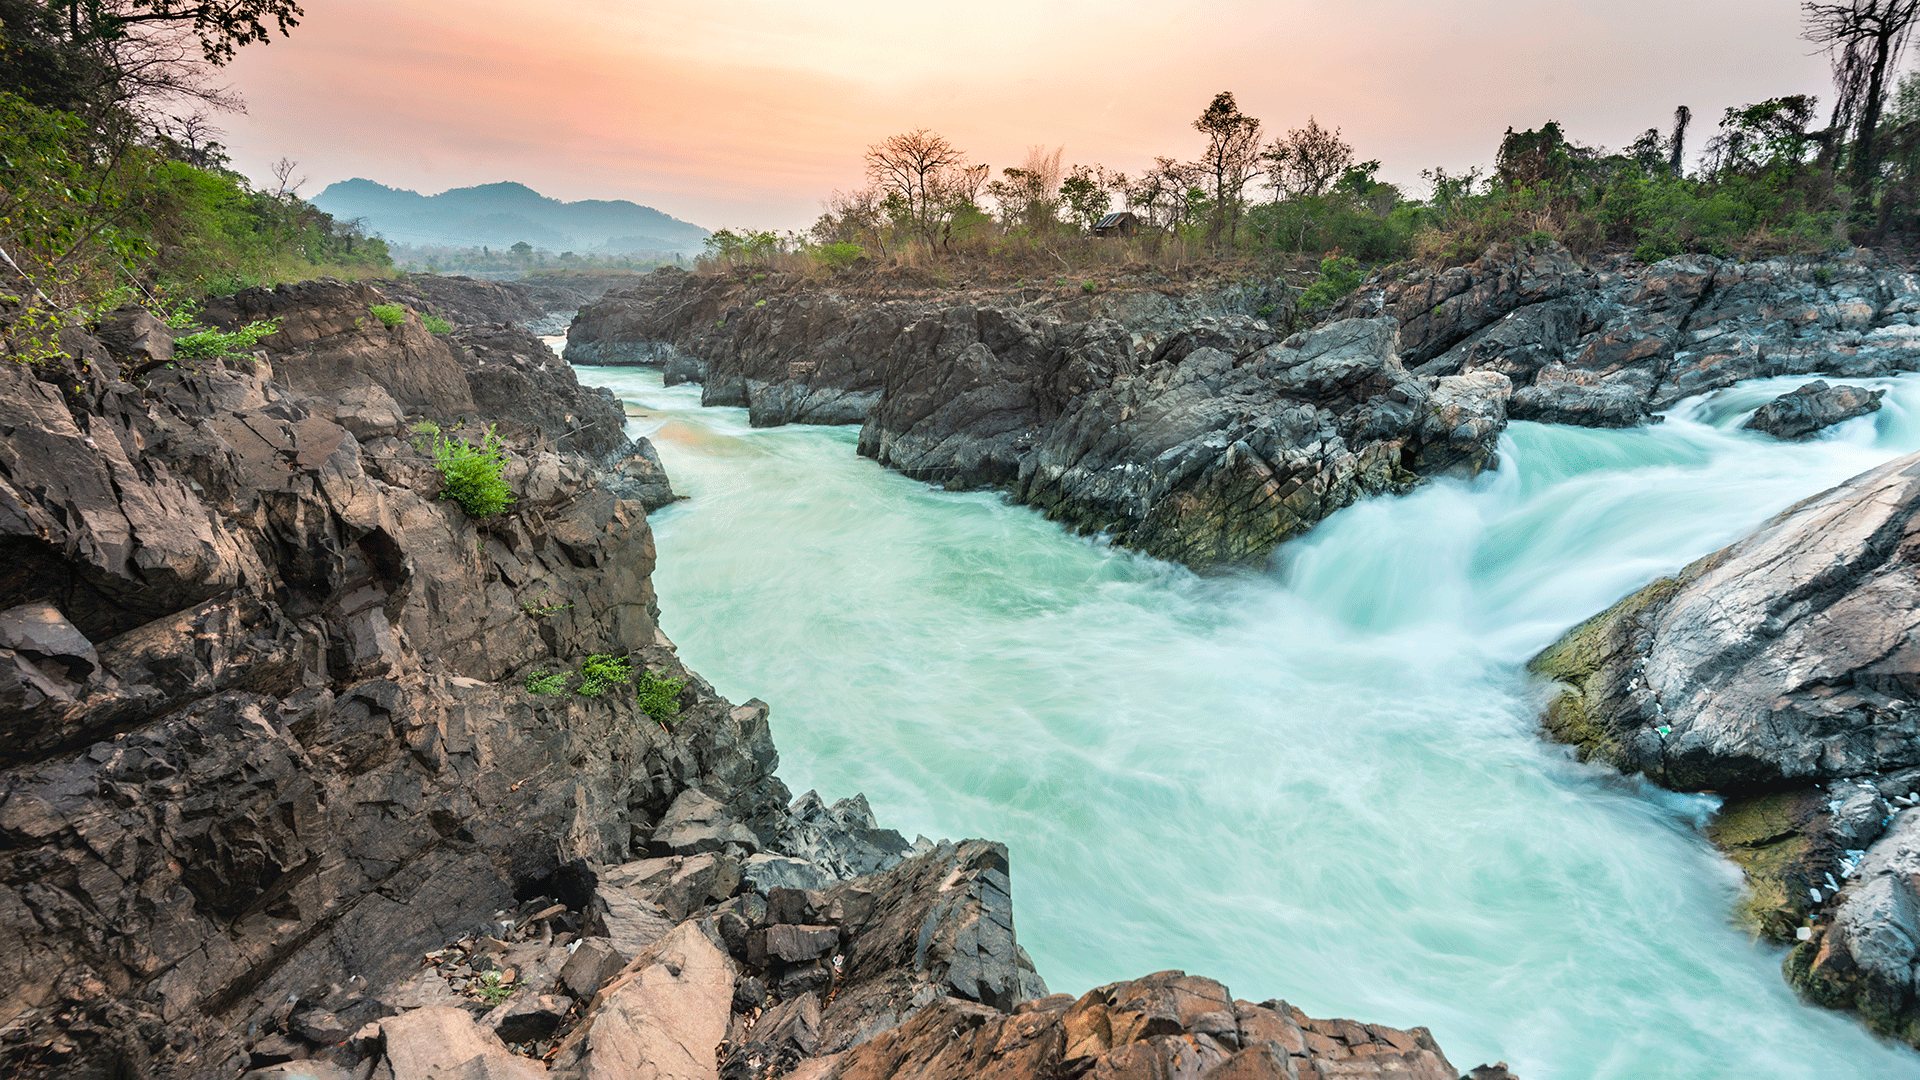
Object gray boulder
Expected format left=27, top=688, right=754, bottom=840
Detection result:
left=1742, top=380, right=1886, bottom=440
left=1530, top=448, right=1920, bottom=791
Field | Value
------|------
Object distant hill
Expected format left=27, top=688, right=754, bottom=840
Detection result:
left=311, top=179, right=710, bottom=254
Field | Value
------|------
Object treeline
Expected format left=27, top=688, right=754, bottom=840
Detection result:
left=1, top=0, right=391, bottom=355
left=705, top=1, right=1920, bottom=281
left=386, top=241, right=679, bottom=276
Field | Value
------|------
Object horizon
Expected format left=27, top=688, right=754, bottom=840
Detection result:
left=219, top=1, right=1840, bottom=235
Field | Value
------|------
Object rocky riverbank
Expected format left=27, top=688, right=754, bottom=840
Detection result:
left=564, top=266, right=1507, bottom=571
left=563, top=244, right=1920, bottom=571
left=1529, top=450, right=1920, bottom=1044
left=0, top=279, right=1500, bottom=1079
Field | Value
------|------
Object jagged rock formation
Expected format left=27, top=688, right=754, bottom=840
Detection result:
left=563, top=272, right=1508, bottom=571
left=1742, top=380, right=1886, bottom=440
left=1529, top=450, right=1920, bottom=1043
left=1335, top=244, right=1920, bottom=427
left=0, top=281, right=1493, bottom=1079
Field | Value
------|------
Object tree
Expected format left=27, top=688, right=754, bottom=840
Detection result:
left=863, top=128, right=985, bottom=247
left=1190, top=91, right=1263, bottom=243
left=1804, top=0, right=1920, bottom=201
left=0, top=0, right=302, bottom=117
left=985, top=145, right=1063, bottom=232
left=1262, top=117, right=1355, bottom=200
left=1670, top=105, right=1693, bottom=176
left=1702, top=96, right=1821, bottom=175
left=1060, top=163, right=1125, bottom=231
left=1124, top=157, right=1200, bottom=230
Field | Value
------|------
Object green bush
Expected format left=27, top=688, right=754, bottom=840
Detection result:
left=1299, top=255, right=1363, bottom=311
left=524, top=670, right=567, bottom=694
left=171, top=316, right=282, bottom=362
left=370, top=303, right=406, bottom=327
left=637, top=669, right=685, bottom=726
left=422, top=313, right=452, bottom=334
left=576, top=653, right=631, bottom=697
left=427, top=424, right=515, bottom=517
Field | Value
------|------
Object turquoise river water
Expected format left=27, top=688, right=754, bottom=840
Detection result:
left=573, top=356, right=1920, bottom=1079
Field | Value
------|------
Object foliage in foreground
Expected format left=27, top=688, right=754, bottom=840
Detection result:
left=423, top=424, right=515, bottom=517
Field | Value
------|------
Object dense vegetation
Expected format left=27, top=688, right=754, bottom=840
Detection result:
left=0, top=0, right=390, bottom=362
left=702, top=3, right=1920, bottom=307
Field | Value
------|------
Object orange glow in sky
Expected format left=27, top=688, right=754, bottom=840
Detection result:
left=218, top=1, right=1835, bottom=233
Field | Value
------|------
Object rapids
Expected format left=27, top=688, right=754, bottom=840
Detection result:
left=574, top=356, right=1920, bottom=1079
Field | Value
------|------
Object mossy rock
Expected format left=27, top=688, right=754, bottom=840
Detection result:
left=1709, top=789, right=1827, bottom=942
left=1526, top=574, right=1687, bottom=768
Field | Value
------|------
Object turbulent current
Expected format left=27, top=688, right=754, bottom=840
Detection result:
left=574, top=358, right=1920, bottom=1079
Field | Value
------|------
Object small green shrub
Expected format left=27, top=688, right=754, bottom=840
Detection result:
left=370, top=303, right=406, bottom=327
left=1299, top=255, right=1363, bottom=311
left=637, top=669, right=685, bottom=726
left=1081, top=280, right=1097, bottom=293
left=171, top=318, right=282, bottom=362
left=475, top=971, right=513, bottom=1005
left=524, top=670, right=567, bottom=694
left=422, top=313, right=453, bottom=334
left=411, top=419, right=441, bottom=436
left=427, top=424, right=515, bottom=517
left=813, top=241, right=865, bottom=270
left=576, top=653, right=631, bottom=697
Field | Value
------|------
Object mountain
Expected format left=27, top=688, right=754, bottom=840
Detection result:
left=311, top=179, right=710, bottom=254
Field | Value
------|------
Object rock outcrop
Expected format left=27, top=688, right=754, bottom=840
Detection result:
left=565, top=272, right=1510, bottom=571
left=1336, top=243, right=1920, bottom=427
left=1742, top=380, right=1886, bottom=440
left=1529, top=450, right=1920, bottom=1042
left=0, top=281, right=1496, bottom=1079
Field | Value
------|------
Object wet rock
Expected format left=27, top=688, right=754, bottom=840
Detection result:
left=1530, top=449, right=1920, bottom=791
left=1018, top=318, right=1498, bottom=570
left=1742, top=380, right=1885, bottom=440
left=1789, top=808, right=1920, bottom=1042
left=1536, top=447, right=1920, bottom=1042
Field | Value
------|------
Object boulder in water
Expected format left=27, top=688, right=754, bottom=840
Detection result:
left=1742, top=380, right=1885, bottom=440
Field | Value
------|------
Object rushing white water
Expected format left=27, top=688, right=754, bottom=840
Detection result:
left=573, top=355, right=1920, bottom=1079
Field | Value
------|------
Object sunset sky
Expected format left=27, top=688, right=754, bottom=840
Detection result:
left=217, top=1, right=1839, bottom=235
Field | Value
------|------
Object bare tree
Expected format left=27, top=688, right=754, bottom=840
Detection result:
left=864, top=128, right=981, bottom=246
left=1262, top=117, right=1355, bottom=199
left=1804, top=0, right=1920, bottom=199
left=1190, top=91, right=1263, bottom=243
left=270, top=156, right=306, bottom=199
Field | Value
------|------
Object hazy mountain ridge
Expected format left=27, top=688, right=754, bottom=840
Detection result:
left=312, top=178, right=711, bottom=254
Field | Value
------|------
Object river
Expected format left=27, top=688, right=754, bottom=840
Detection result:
left=572, top=356, right=1920, bottom=1079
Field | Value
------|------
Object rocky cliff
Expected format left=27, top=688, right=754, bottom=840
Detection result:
left=1529, top=451, right=1920, bottom=1043
left=1334, top=243, right=1920, bottom=427
left=0, top=281, right=1496, bottom=1079
left=562, top=268, right=1505, bottom=571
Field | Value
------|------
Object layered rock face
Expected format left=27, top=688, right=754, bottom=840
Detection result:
left=0, top=281, right=1494, bottom=1079
left=1336, top=244, right=1920, bottom=427
left=1528, top=451, right=1920, bottom=1041
left=565, top=272, right=1509, bottom=571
